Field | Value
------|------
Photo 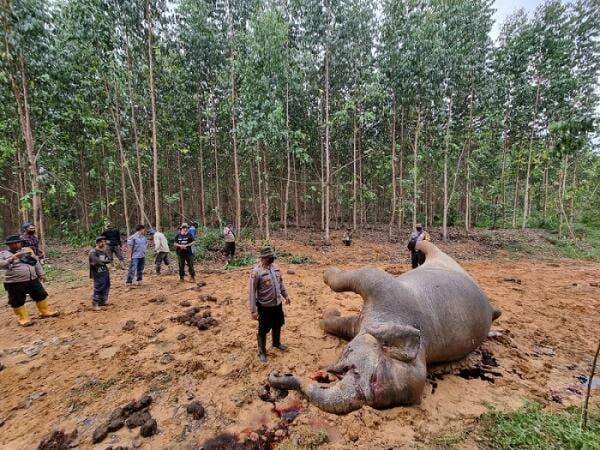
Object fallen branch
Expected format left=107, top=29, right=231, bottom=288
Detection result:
left=582, top=339, right=600, bottom=430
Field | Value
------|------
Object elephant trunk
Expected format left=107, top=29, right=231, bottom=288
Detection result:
left=269, top=371, right=365, bottom=415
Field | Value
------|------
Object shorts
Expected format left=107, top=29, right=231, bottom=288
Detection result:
left=4, top=279, right=48, bottom=308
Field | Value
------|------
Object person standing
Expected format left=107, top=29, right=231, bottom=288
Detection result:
left=20, top=222, right=44, bottom=260
left=223, top=221, right=236, bottom=267
left=0, top=235, right=59, bottom=326
left=188, top=222, right=198, bottom=256
left=342, top=228, right=353, bottom=246
left=126, top=224, right=148, bottom=287
left=89, top=236, right=112, bottom=310
left=407, top=223, right=430, bottom=269
left=188, top=222, right=197, bottom=239
left=175, top=224, right=195, bottom=282
left=248, top=246, right=291, bottom=363
left=101, top=223, right=124, bottom=269
left=151, top=228, right=172, bottom=275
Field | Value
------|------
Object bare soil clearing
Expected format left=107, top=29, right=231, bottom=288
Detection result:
left=0, top=230, right=598, bottom=449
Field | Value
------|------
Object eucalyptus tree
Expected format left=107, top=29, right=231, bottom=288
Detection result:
left=0, top=0, right=55, bottom=249
left=238, top=8, right=287, bottom=239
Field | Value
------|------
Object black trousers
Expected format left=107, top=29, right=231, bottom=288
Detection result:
left=4, top=279, right=48, bottom=308
left=257, top=303, right=285, bottom=345
left=92, top=272, right=110, bottom=305
left=177, top=252, right=195, bottom=279
left=411, top=250, right=426, bottom=269
left=224, top=242, right=236, bottom=259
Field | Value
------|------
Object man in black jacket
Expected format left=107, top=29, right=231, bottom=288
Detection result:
left=89, top=236, right=112, bottom=310
left=101, top=223, right=124, bottom=269
left=175, top=224, right=195, bottom=282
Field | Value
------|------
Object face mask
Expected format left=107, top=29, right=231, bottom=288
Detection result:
left=27, top=230, right=35, bottom=235
left=416, top=227, right=422, bottom=232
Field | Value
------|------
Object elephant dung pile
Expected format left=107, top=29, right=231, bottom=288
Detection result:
left=171, top=306, right=218, bottom=331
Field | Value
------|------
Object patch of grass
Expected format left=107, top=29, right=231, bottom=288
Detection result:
left=430, top=430, right=469, bottom=448
left=288, top=254, right=312, bottom=264
left=72, top=377, right=117, bottom=399
left=227, top=254, right=256, bottom=268
left=305, top=430, right=329, bottom=448
left=43, top=263, right=78, bottom=284
left=479, top=402, right=600, bottom=450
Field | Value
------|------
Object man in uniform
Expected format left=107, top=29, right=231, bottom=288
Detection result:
left=248, top=246, right=291, bottom=363
left=407, top=223, right=430, bottom=269
left=89, top=236, right=112, bottom=310
left=0, top=235, right=59, bottom=326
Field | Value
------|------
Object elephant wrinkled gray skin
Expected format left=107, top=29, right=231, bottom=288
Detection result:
left=269, top=241, right=501, bottom=414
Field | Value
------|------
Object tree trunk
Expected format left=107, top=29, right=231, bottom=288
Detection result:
left=283, top=80, right=291, bottom=236
left=256, top=154, right=264, bottom=236
left=110, top=106, right=131, bottom=236
left=79, top=148, right=90, bottom=232
left=442, top=96, right=452, bottom=241
left=228, top=28, right=241, bottom=232
left=323, top=0, right=331, bottom=241
left=125, top=33, right=146, bottom=225
left=543, top=166, right=548, bottom=221
left=388, top=93, right=397, bottom=240
left=512, top=172, right=519, bottom=228
left=412, top=108, right=422, bottom=229
left=196, top=100, right=207, bottom=227
left=522, top=77, right=541, bottom=229
left=398, top=106, right=404, bottom=229
left=293, top=151, right=300, bottom=227
left=262, top=144, right=270, bottom=241
left=176, top=149, right=185, bottom=221
left=145, top=0, right=160, bottom=230
left=352, top=110, right=358, bottom=231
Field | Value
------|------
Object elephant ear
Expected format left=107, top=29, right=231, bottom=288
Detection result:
left=366, top=323, right=421, bottom=362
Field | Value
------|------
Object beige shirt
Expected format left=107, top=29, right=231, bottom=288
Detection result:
left=0, top=248, right=44, bottom=283
left=223, top=226, right=235, bottom=243
left=248, top=263, right=288, bottom=313
left=153, top=232, right=170, bottom=253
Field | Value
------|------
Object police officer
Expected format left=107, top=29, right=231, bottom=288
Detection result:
left=248, top=246, right=291, bottom=363
left=0, top=235, right=59, bottom=326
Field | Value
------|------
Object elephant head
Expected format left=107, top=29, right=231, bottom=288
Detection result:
left=269, top=322, right=426, bottom=414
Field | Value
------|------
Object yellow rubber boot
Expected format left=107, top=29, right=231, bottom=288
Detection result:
left=13, top=306, right=33, bottom=327
left=36, top=300, right=59, bottom=318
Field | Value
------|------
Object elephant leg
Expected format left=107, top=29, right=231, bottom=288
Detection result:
left=320, top=309, right=360, bottom=341
left=323, top=267, right=392, bottom=298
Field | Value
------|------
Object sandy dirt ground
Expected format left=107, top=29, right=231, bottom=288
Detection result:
left=0, top=229, right=599, bottom=449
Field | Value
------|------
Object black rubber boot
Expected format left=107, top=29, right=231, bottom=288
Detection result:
left=258, top=334, right=267, bottom=363
left=272, top=327, right=287, bottom=352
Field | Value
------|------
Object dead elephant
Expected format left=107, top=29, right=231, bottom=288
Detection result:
left=269, top=241, right=501, bottom=414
